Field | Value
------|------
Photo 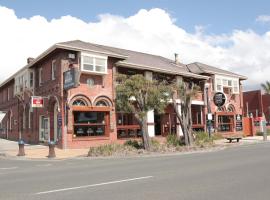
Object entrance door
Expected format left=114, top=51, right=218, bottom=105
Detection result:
left=39, top=116, right=50, bottom=142
left=154, top=114, right=161, bottom=135
left=53, top=103, right=58, bottom=142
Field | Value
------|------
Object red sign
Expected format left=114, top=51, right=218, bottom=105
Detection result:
left=31, top=96, right=44, bottom=108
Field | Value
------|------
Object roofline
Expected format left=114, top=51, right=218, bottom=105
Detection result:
left=55, top=43, right=129, bottom=59
left=116, top=61, right=209, bottom=80
left=206, top=69, right=248, bottom=80
left=0, top=43, right=129, bottom=88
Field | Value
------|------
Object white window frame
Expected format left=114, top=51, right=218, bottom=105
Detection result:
left=28, top=108, right=32, bottom=129
left=7, top=88, right=10, bottom=101
left=51, top=60, right=56, bottom=80
left=23, top=108, right=26, bottom=130
left=29, top=71, right=34, bottom=88
left=81, top=53, right=108, bottom=74
left=214, top=75, right=239, bottom=94
left=39, top=68, right=43, bottom=86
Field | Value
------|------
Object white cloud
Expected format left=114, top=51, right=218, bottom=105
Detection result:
left=0, top=6, right=269, bottom=90
left=256, top=15, right=270, bottom=23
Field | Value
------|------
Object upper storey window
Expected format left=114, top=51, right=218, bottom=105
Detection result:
left=81, top=53, right=107, bottom=74
left=214, top=75, right=239, bottom=94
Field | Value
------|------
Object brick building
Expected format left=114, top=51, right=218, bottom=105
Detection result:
left=0, top=40, right=247, bottom=148
left=243, top=90, right=270, bottom=124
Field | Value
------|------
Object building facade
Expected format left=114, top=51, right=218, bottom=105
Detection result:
left=0, top=40, right=247, bottom=148
left=243, top=90, right=270, bottom=124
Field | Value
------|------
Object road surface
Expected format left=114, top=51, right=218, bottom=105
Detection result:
left=0, top=143, right=270, bottom=200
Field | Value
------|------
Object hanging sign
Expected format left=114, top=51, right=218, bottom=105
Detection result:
left=31, top=96, right=44, bottom=108
left=63, top=68, right=79, bottom=90
left=213, top=92, right=226, bottom=107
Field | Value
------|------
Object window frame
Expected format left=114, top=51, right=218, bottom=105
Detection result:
left=51, top=60, right=57, bottom=80
left=81, top=53, right=108, bottom=74
left=214, top=75, right=239, bottom=94
left=39, top=67, right=43, bottom=86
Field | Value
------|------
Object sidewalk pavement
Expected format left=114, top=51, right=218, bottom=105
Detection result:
left=0, top=139, right=89, bottom=159
left=0, top=136, right=268, bottom=160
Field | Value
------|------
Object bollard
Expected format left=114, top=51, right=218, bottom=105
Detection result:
left=47, top=141, right=56, bottom=158
left=17, top=139, right=25, bottom=156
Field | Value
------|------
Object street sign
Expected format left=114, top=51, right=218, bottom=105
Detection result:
left=31, top=96, right=44, bottom=108
left=213, top=92, right=226, bottom=107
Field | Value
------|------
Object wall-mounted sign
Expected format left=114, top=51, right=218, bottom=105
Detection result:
left=31, top=96, right=44, bottom=108
left=63, top=68, right=79, bottom=90
left=236, top=114, right=243, bottom=131
left=213, top=92, right=226, bottom=107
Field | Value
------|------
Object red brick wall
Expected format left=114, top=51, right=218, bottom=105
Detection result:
left=243, top=90, right=263, bottom=118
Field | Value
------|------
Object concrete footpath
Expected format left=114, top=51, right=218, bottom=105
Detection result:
left=0, top=136, right=268, bottom=160
left=0, top=139, right=88, bottom=159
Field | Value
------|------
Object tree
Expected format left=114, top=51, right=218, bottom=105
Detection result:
left=171, top=81, right=200, bottom=146
left=116, top=74, right=172, bottom=150
left=261, top=81, right=270, bottom=94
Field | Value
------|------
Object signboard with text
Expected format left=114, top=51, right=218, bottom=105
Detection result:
left=63, top=68, right=79, bottom=90
left=213, top=92, right=226, bottom=107
left=31, top=96, right=44, bottom=108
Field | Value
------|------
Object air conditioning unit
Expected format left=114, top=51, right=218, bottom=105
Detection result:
left=68, top=53, right=76, bottom=59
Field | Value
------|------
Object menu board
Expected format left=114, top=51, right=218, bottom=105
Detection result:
left=235, top=114, right=243, bottom=131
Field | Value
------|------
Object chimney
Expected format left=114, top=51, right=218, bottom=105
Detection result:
left=174, top=53, right=179, bottom=64
left=27, top=57, right=34, bottom=64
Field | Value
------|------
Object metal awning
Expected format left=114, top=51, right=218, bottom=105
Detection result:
left=0, top=111, right=7, bottom=123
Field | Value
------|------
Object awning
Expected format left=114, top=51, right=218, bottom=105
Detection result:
left=0, top=111, right=7, bottom=123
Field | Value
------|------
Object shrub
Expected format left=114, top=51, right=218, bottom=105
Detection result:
left=124, top=140, right=142, bottom=149
left=256, top=130, right=270, bottom=136
left=194, top=131, right=214, bottom=148
left=166, top=134, right=180, bottom=147
left=88, top=143, right=136, bottom=157
left=212, top=133, right=224, bottom=140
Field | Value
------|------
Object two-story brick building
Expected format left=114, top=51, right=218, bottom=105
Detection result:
left=0, top=40, right=247, bottom=148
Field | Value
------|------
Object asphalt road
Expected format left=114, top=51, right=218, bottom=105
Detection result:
left=1, top=143, right=270, bottom=200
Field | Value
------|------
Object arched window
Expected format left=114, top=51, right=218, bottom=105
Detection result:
left=96, top=100, right=108, bottom=107
left=217, top=106, right=226, bottom=112
left=72, top=99, right=87, bottom=106
left=227, top=105, right=235, bottom=112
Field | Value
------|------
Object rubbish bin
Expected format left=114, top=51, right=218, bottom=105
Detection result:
left=48, top=141, right=56, bottom=158
left=17, top=139, right=25, bottom=156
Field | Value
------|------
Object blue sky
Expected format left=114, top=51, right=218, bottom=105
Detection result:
left=0, top=0, right=270, bottom=90
left=1, top=0, right=269, bottom=34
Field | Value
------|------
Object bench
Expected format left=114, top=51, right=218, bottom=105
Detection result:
left=226, top=137, right=242, bottom=143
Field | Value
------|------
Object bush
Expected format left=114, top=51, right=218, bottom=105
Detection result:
left=166, top=134, right=181, bottom=147
left=212, top=133, right=224, bottom=140
left=88, top=143, right=136, bottom=157
left=124, top=140, right=142, bottom=149
left=256, top=130, right=270, bottom=136
left=194, top=131, right=214, bottom=147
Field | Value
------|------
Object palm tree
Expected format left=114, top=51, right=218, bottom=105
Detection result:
left=261, top=81, right=270, bottom=94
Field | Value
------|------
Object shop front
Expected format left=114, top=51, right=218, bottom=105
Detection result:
left=72, top=106, right=110, bottom=139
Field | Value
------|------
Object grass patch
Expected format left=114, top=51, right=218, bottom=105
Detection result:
left=88, top=143, right=137, bottom=157
left=194, top=131, right=214, bottom=148
left=124, top=140, right=142, bottom=149
left=256, top=129, right=270, bottom=136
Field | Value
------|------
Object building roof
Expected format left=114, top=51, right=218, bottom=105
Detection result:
left=186, top=62, right=247, bottom=80
left=57, top=40, right=207, bottom=79
left=4, top=40, right=253, bottom=88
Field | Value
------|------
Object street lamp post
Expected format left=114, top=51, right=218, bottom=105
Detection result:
left=205, top=83, right=212, bottom=138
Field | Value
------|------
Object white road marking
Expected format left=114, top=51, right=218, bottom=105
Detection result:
left=0, top=167, right=18, bottom=170
left=36, top=164, right=52, bottom=167
left=35, top=176, right=153, bottom=195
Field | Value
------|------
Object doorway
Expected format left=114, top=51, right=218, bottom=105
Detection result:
left=39, top=116, right=50, bottom=142
left=53, top=103, right=58, bottom=142
left=154, top=113, right=161, bottom=136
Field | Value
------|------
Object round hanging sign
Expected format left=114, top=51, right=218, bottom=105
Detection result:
left=213, top=92, right=226, bottom=107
